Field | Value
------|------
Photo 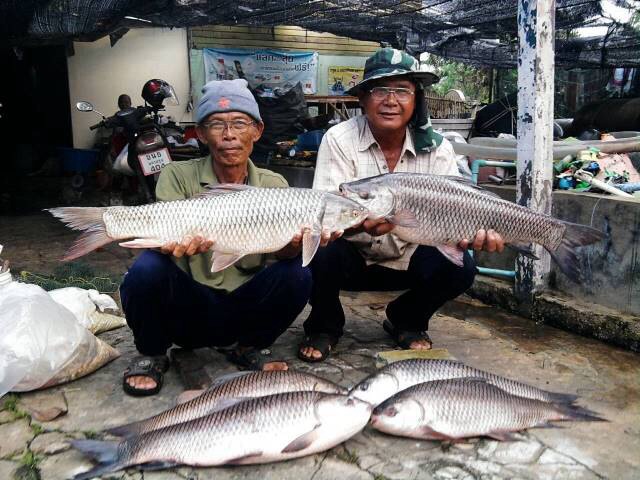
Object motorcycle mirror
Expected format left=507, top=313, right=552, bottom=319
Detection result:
left=76, top=101, right=94, bottom=112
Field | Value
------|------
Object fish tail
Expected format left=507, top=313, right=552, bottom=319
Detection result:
left=46, top=207, right=113, bottom=260
left=546, top=221, right=606, bottom=282
left=71, top=439, right=128, bottom=479
left=556, top=404, right=608, bottom=423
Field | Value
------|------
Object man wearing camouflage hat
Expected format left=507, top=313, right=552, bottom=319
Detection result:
left=299, top=48, right=505, bottom=362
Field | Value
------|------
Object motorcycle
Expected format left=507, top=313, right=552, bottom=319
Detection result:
left=76, top=79, right=201, bottom=203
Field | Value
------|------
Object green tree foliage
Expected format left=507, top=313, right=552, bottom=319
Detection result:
left=426, top=55, right=491, bottom=102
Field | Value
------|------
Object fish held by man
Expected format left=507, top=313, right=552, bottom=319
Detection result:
left=370, top=378, right=605, bottom=442
left=339, top=173, right=606, bottom=282
left=350, top=359, right=579, bottom=407
left=47, top=185, right=368, bottom=272
left=72, top=391, right=372, bottom=479
left=106, top=370, right=347, bottom=438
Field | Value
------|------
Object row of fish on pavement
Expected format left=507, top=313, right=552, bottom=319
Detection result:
left=72, top=359, right=605, bottom=479
left=49, top=172, right=606, bottom=281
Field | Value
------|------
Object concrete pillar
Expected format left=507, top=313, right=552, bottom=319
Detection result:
left=515, top=0, right=556, bottom=300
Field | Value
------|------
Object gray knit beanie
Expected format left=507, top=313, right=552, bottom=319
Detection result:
left=196, top=79, right=262, bottom=124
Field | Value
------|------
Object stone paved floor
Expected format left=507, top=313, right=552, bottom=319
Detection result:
left=1, top=213, right=639, bottom=479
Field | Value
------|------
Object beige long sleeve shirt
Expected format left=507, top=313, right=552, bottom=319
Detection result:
left=312, top=114, right=459, bottom=270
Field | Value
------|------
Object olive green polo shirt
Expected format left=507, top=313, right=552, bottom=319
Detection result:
left=155, top=156, right=288, bottom=293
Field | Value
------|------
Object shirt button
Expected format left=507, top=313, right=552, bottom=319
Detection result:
left=400, top=160, right=404, bottom=163
left=382, top=165, right=388, bottom=170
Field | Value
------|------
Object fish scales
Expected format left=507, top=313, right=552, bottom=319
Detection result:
left=384, top=174, right=563, bottom=249
left=106, top=371, right=345, bottom=438
left=74, top=391, right=373, bottom=478
left=371, top=378, right=602, bottom=441
left=350, top=359, right=578, bottom=406
left=104, top=188, right=328, bottom=253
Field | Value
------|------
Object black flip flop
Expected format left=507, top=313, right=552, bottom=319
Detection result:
left=297, top=333, right=338, bottom=363
left=122, top=355, right=170, bottom=397
left=383, top=319, right=433, bottom=350
left=226, top=347, right=285, bottom=371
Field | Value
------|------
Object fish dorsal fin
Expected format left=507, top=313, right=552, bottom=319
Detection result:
left=211, top=252, right=245, bottom=272
left=196, top=183, right=255, bottom=198
left=208, top=371, right=253, bottom=389
left=440, top=175, right=502, bottom=199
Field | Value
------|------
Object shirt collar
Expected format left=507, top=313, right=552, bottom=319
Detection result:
left=357, top=116, right=417, bottom=159
left=198, top=155, right=259, bottom=186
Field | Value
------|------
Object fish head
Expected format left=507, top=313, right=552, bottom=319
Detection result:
left=314, top=394, right=373, bottom=433
left=370, top=397, right=425, bottom=433
left=338, top=176, right=395, bottom=220
left=322, top=195, right=370, bottom=231
left=349, top=371, right=400, bottom=407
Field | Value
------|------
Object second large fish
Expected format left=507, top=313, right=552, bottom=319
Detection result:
left=339, top=173, right=605, bottom=281
left=48, top=185, right=368, bottom=272
left=106, top=370, right=346, bottom=438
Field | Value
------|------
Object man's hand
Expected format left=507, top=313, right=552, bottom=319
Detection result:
left=160, top=235, right=214, bottom=258
left=275, top=228, right=343, bottom=259
left=459, top=229, right=505, bottom=253
left=346, top=218, right=395, bottom=237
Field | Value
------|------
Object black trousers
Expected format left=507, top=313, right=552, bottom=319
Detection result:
left=303, top=238, right=477, bottom=339
left=120, top=251, right=312, bottom=356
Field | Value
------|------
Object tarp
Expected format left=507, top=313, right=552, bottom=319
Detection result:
left=1, top=0, right=639, bottom=68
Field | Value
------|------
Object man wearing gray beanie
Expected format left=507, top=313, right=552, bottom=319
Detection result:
left=119, top=79, right=324, bottom=395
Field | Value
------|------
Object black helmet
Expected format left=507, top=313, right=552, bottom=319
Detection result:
left=141, top=79, right=178, bottom=108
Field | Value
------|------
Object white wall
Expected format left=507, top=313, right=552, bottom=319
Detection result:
left=68, top=28, right=192, bottom=149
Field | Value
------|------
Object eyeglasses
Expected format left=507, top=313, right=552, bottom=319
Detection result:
left=368, top=86, right=415, bottom=103
left=201, top=119, right=255, bottom=133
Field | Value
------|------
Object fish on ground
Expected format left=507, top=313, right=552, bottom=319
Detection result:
left=339, top=173, right=606, bottom=282
left=350, top=359, right=578, bottom=407
left=370, top=378, right=605, bottom=441
left=48, top=184, right=368, bottom=272
left=72, top=391, right=372, bottom=479
left=106, top=370, right=346, bottom=438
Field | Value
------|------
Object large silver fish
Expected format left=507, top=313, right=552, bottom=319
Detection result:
left=350, top=359, right=578, bottom=407
left=72, top=392, right=372, bottom=479
left=106, top=370, right=346, bottom=438
left=370, top=378, right=604, bottom=441
left=48, top=185, right=368, bottom=272
left=339, top=173, right=605, bottom=282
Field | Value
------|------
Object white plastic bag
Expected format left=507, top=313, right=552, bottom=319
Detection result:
left=48, top=287, right=126, bottom=334
left=0, top=282, right=119, bottom=396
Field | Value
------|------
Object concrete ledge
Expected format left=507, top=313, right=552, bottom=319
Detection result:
left=468, top=275, right=640, bottom=352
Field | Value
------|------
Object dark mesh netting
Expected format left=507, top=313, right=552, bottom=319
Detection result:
left=1, top=0, right=638, bottom=68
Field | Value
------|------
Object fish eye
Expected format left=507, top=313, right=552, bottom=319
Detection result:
left=360, top=382, right=369, bottom=391
left=359, top=192, right=369, bottom=200
left=384, top=406, right=398, bottom=417
left=352, top=210, right=360, bottom=217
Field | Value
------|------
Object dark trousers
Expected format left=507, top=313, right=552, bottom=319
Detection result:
left=120, top=251, right=312, bottom=356
left=304, top=239, right=477, bottom=339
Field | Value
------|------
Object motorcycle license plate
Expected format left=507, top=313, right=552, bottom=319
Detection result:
left=138, top=148, right=172, bottom=176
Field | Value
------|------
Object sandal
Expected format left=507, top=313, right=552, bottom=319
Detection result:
left=383, top=319, right=433, bottom=350
left=297, top=333, right=338, bottom=363
left=122, top=355, right=170, bottom=397
left=226, top=347, right=285, bottom=371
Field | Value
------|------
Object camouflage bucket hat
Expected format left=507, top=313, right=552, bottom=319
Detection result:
left=349, top=48, right=443, bottom=153
left=345, top=48, right=439, bottom=96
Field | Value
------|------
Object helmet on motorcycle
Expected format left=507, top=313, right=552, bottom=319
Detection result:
left=141, top=79, right=179, bottom=108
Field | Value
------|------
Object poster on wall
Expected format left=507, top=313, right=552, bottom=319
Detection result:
left=203, top=48, right=318, bottom=95
left=328, top=66, right=364, bottom=95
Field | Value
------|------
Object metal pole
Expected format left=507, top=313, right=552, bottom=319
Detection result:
left=515, top=0, right=556, bottom=300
